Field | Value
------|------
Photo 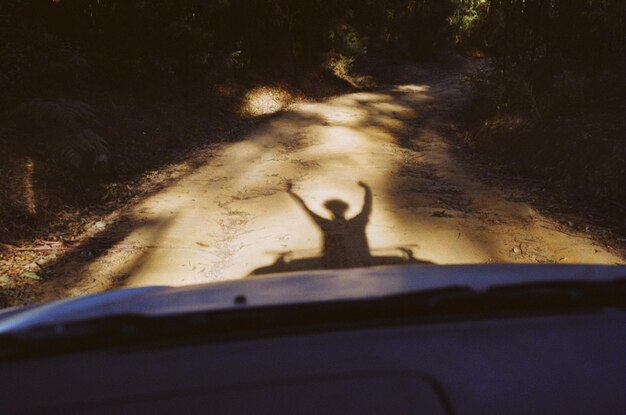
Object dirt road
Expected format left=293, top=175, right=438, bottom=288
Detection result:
left=39, top=61, right=624, bottom=300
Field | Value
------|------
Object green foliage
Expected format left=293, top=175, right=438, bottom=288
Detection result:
left=450, top=0, right=490, bottom=51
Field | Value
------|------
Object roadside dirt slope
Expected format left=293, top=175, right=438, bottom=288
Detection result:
left=37, top=60, right=624, bottom=301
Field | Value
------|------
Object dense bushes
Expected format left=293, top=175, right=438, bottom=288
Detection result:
left=452, top=0, right=623, bottom=69
left=451, top=0, right=624, bottom=115
left=454, top=0, right=625, bottom=226
left=2, top=0, right=621, bottom=110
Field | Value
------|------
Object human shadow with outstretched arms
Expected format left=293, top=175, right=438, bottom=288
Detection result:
left=250, top=180, right=434, bottom=276
left=286, top=180, right=373, bottom=269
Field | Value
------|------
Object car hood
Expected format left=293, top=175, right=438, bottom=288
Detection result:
left=0, top=264, right=624, bottom=334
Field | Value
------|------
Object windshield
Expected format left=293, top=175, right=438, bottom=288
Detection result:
left=0, top=1, right=624, bottom=308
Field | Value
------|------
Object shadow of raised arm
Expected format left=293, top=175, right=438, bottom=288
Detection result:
left=353, top=181, right=372, bottom=224
left=286, top=181, right=326, bottom=226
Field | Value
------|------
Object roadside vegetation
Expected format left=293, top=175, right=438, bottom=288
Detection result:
left=452, top=0, right=624, bottom=231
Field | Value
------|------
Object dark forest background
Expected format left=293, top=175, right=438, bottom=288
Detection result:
left=0, top=0, right=624, bottom=239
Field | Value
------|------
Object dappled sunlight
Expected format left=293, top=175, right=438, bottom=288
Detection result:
left=107, top=84, right=515, bottom=287
left=38, top=73, right=624, bottom=297
left=393, top=84, right=430, bottom=93
left=241, top=86, right=293, bottom=117
left=313, top=126, right=376, bottom=154
left=297, top=101, right=368, bottom=125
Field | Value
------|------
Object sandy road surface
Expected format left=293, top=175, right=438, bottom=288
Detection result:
left=40, top=61, right=623, bottom=300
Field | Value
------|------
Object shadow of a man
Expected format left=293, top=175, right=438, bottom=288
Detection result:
left=287, top=180, right=372, bottom=269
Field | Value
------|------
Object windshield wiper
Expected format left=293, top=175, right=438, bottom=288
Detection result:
left=1, top=279, right=623, bottom=361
